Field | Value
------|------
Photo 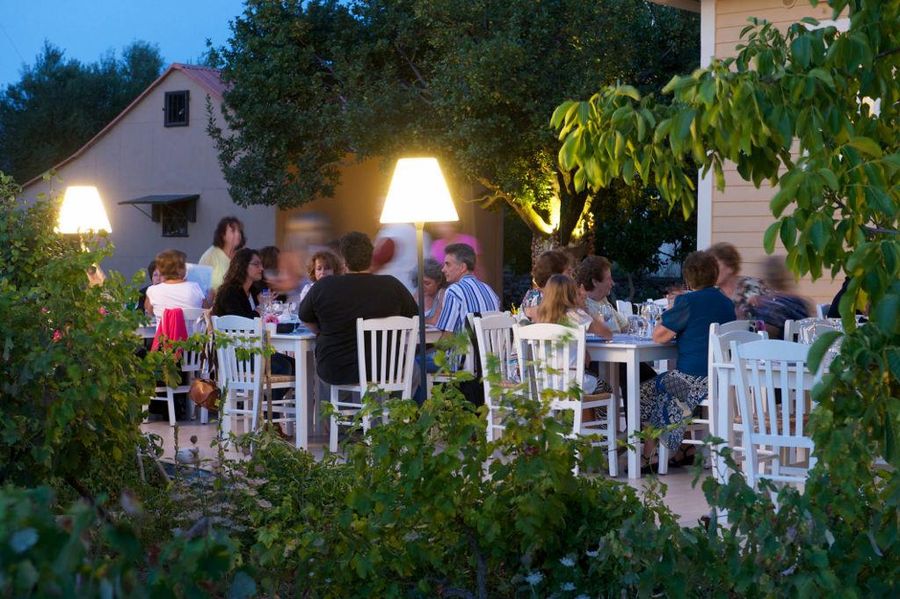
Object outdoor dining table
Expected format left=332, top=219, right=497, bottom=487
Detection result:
left=269, top=325, right=443, bottom=450
left=586, top=334, right=678, bottom=480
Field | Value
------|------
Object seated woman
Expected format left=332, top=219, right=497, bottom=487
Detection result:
left=639, top=251, right=736, bottom=464
left=420, top=258, right=447, bottom=326
left=212, top=248, right=294, bottom=378
left=298, top=249, right=344, bottom=303
left=519, top=249, right=572, bottom=321
left=574, top=255, right=629, bottom=332
left=145, top=249, right=208, bottom=319
left=708, top=241, right=767, bottom=320
left=533, top=274, right=612, bottom=393
left=575, top=255, right=656, bottom=391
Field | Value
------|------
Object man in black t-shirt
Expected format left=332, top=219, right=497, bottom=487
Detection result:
left=299, top=231, right=418, bottom=385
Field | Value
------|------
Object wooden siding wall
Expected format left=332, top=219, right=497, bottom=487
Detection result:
left=712, top=0, right=842, bottom=304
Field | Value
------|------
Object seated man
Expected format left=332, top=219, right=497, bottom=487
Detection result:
left=435, top=242, right=500, bottom=337
left=417, top=243, right=500, bottom=404
left=299, top=231, right=418, bottom=388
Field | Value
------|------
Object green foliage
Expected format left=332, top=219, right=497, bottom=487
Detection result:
left=0, top=484, right=252, bottom=597
left=211, top=0, right=698, bottom=246
left=0, top=41, right=164, bottom=183
left=554, top=0, right=899, bottom=590
left=0, top=173, right=155, bottom=489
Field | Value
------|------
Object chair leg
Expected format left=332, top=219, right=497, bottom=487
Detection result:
left=485, top=405, right=494, bottom=442
left=166, top=388, right=177, bottom=426
left=329, top=386, right=339, bottom=453
left=658, top=443, right=669, bottom=475
left=607, top=402, right=618, bottom=477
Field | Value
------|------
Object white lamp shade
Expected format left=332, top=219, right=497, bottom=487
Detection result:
left=380, top=157, right=459, bottom=224
left=56, top=186, right=112, bottom=234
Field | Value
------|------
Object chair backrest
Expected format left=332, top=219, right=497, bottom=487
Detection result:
left=714, top=320, right=757, bottom=335
left=651, top=297, right=669, bottom=308
left=815, top=303, right=831, bottom=319
left=355, top=316, right=418, bottom=398
left=616, top=300, right=633, bottom=317
left=171, top=307, right=208, bottom=370
left=731, top=339, right=816, bottom=486
left=473, top=313, right=519, bottom=390
left=212, top=315, right=263, bottom=393
left=514, top=323, right=585, bottom=434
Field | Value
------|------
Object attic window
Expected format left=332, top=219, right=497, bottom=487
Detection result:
left=164, top=90, right=190, bottom=127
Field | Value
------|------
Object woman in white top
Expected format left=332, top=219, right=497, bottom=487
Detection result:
left=198, top=216, right=245, bottom=290
left=145, top=249, right=208, bottom=319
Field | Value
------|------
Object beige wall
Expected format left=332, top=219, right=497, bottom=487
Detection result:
left=707, top=0, right=842, bottom=304
left=276, top=156, right=504, bottom=294
left=23, top=69, right=276, bottom=281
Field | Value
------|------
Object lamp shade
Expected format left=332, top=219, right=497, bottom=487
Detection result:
left=56, top=186, right=112, bottom=234
left=380, top=158, right=459, bottom=224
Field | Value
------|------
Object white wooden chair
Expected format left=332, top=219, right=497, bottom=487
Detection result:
left=515, top=323, right=618, bottom=476
left=472, top=313, right=519, bottom=441
left=707, top=326, right=768, bottom=481
left=815, top=303, right=831, bottom=319
left=615, top=300, right=633, bottom=317
left=731, top=339, right=817, bottom=495
left=212, top=315, right=296, bottom=436
left=148, top=307, right=207, bottom=426
left=329, top=316, right=418, bottom=452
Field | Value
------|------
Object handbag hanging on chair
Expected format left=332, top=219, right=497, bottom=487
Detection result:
left=188, top=316, right=220, bottom=410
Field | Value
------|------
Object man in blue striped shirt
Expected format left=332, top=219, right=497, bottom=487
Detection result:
left=434, top=243, right=500, bottom=337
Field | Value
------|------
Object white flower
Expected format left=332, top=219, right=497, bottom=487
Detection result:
left=559, top=556, right=575, bottom=567
left=525, top=571, right=544, bottom=586
left=561, top=582, right=576, bottom=591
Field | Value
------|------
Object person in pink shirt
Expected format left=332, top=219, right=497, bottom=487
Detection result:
left=430, top=222, right=485, bottom=280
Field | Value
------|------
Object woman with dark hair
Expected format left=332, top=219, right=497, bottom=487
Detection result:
left=212, top=248, right=263, bottom=319
left=199, top=216, right=246, bottom=290
left=212, top=248, right=295, bottom=379
left=419, top=258, right=447, bottom=326
left=519, top=249, right=573, bottom=321
left=639, top=251, right=735, bottom=464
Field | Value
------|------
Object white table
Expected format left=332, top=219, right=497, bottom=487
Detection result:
left=269, top=325, right=442, bottom=450
left=269, top=330, right=317, bottom=449
left=586, top=334, right=678, bottom=480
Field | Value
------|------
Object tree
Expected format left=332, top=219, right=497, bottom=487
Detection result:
left=0, top=41, right=163, bottom=183
left=554, top=0, right=898, bottom=576
left=210, top=0, right=699, bottom=251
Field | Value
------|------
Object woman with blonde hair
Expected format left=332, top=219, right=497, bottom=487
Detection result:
left=533, top=274, right=612, bottom=393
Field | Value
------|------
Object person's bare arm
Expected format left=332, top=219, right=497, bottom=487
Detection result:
left=587, top=316, right=613, bottom=340
left=652, top=324, right=676, bottom=344
left=303, top=321, right=319, bottom=334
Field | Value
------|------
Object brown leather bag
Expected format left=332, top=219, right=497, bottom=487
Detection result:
left=189, top=325, right=220, bottom=410
left=188, top=377, right=220, bottom=410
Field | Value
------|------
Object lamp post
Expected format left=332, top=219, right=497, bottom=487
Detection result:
left=380, top=158, right=458, bottom=398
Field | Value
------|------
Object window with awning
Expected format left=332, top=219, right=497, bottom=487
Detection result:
left=119, top=194, right=198, bottom=237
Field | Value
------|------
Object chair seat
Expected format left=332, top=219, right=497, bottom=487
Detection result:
left=266, top=374, right=296, bottom=384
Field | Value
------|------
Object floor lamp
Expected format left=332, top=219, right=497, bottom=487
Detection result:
left=379, top=158, right=458, bottom=398
left=56, top=186, right=112, bottom=284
